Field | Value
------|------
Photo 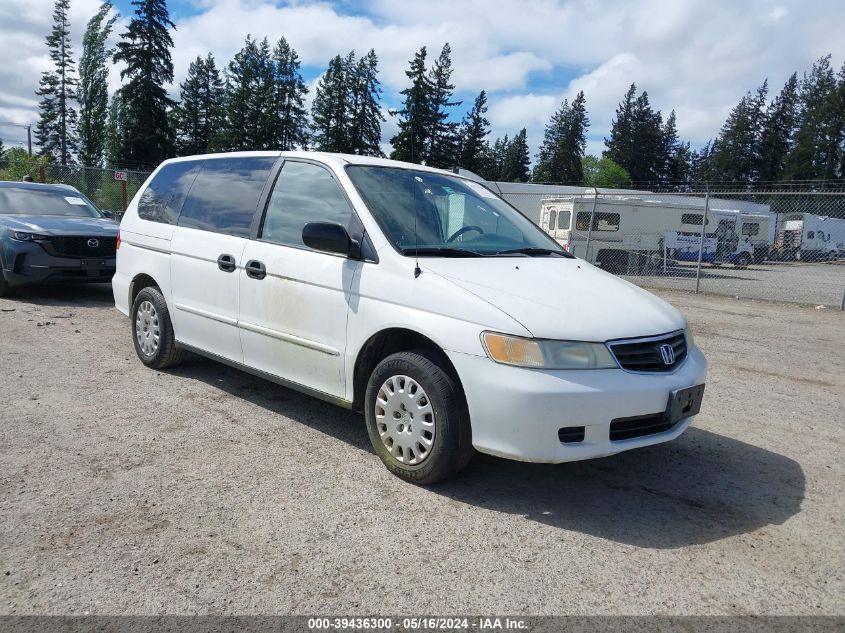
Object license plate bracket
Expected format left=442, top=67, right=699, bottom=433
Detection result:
left=666, top=384, right=705, bottom=424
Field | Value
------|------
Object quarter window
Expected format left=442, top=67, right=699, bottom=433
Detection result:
left=682, top=213, right=709, bottom=226
left=575, top=211, right=620, bottom=232
left=261, top=161, right=354, bottom=249
left=138, top=161, right=200, bottom=224
left=741, top=223, right=760, bottom=236
left=178, top=156, right=277, bottom=237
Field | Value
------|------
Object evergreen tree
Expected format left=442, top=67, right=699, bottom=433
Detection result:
left=105, top=93, right=125, bottom=167
left=311, top=53, right=352, bottom=152
left=479, top=134, right=509, bottom=181
left=660, top=110, right=679, bottom=184
left=0, top=138, right=6, bottom=170
left=78, top=2, right=117, bottom=167
left=757, top=73, right=799, bottom=183
left=534, top=92, right=589, bottom=183
left=224, top=36, right=275, bottom=150
left=603, top=84, right=637, bottom=178
left=456, top=91, right=491, bottom=173
left=35, top=0, right=79, bottom=165
left=500, top=128, right=530, bottom=182
left=604, top=84, right=665, bottom=183
left=113, top=0, right=177, bottom=165
left=271, top=37, right=310, bottom=151
left=348, top=49, right=385, bottom=156
left=784, top=56, right=841, bottom=180
left=710, top=81, right=768, bottom=183
left=424, top=43, right=461, bottom=168
left=175, top=53, right=225, bottom=155
left=390, top=47, right=432, bottom=163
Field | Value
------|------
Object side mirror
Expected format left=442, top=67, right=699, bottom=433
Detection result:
left=302, top=222, right=360, bottom=258
left=101, top=209, right=115, bottom=219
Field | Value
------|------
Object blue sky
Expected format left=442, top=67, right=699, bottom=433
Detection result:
left=1, top=0, right=843, bottom=161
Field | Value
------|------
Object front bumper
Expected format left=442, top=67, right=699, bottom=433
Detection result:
left=1, top=239, right=115, bottom=285
left=446, top=345, right=708, bottom=463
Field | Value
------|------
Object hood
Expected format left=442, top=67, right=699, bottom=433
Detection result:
left=420, top=256, right=685, bottom=341
left=0, top=214, right=119, bottom=236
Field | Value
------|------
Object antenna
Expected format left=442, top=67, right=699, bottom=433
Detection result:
left=412, top=131, right=421, bottom=278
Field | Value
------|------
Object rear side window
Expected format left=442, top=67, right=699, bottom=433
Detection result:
left=742, top=223, right=760, bottom=236
left=178, top=156, right=277, bottom=237
left=261, top=161, right=354, bottom=249
left=138, top=161, right=200, bottom=224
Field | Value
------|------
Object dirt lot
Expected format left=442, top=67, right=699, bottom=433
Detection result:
left=0, top=284, right=843, bottom=615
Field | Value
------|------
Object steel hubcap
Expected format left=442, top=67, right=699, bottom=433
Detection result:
left=375, top=375, right=435, bottom=465
left=135, top=300, right=160, bottom=357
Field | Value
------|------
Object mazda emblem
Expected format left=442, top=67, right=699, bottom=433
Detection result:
left=87, top=238, right=99, bottom=248
left=659, top=343, right=675, bottom=365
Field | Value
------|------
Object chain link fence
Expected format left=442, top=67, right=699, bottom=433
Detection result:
left=498, top=186, right=845, bottom=309
left=15, top=163, right=152, bottom=215
left=14, top=163, right=845, bottom=309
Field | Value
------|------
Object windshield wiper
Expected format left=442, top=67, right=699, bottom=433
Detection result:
left=495, top=247, right=573, bottom=258
left=402, top=247, right=486, bottom=257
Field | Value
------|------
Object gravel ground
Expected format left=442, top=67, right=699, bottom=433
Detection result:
left=622, top=260, right=845, bottom=308
left=0, top=284, right=843, bottom=615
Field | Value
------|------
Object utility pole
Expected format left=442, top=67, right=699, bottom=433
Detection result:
left=26, top=125, right=32, bottom=156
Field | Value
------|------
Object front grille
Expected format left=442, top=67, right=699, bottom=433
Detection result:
left=609, top=413, right=676, bottom=441
left=608, top=331, right=687, bottom=372
left=48, top=236, right=117, bottom=258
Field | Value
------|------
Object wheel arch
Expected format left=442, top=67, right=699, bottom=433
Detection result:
left=351, top=327, right=465, bottom=413
left=129, top=273, right=162, bottom=310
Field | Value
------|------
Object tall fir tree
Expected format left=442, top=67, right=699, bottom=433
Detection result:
left=500, top=128, right=531, bottom=182
left=174, top=53, right=225, bottom=155
left=311, top=53, right=352, bottom=152
left=660, top=110, right=679, bottom=184
left=480, top=134, right=509, bottom=181
left=35, top=0, right=79, bottom=165
left=105, top=93, right=125, bottom=167
left=456, top=90, right=491, bottom=174
left=390, top=47, right=432, bottom=163
left=710, top=81, right=768, bottom=184
left=348, top=49, right=385, bottom=156
left=113, top=0, right=177, bottom=165
left=603, top=84, right=637, bottom=179
left=271, top=37, right=309, bottom=151
left=424, top=43, right=461, bottom=168
left=224, top=36, right=275, bottom=150
left=533, top=92, right=589, bottom=183
left=77, top=2, right=117, bottom=166
left=784, top=56, right=841, bottom=180
left=757, top=73, right=799, bottom=183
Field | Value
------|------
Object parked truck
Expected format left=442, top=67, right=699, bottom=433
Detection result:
left=538, top=195, right=770, bottom=272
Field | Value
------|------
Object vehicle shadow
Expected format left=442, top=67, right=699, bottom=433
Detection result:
left=170, top=356, right=805, bottom=550
left=2, top=283, right=114, bottom=308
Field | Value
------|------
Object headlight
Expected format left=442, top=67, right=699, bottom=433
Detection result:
left=481, top=332, right=618, bottom=369
left=684, top=324, right=695, bottom=350
left=9, top=230, right=50, bottom=241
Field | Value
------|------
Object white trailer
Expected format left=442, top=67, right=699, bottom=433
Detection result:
left=538, top=195, right=770, bottom=272
left=773, top=213, right=845, bottom=261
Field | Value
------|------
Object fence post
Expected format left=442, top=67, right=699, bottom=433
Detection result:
left=585, top=187, right=598, bottom=261
left=121, top=180, right=128, bottom=212
left=39, top=164, right=46, bottom=184
left=694, top=187, right=710, bottom=294
left=840, top=287, right=844, bottom=311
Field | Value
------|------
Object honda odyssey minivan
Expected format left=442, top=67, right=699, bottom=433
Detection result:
left=113, top=152, right=707, bottom=483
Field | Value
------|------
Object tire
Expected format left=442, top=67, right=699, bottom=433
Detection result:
left=364, top=351, right=473, bottom=484
left=735, top=253, right=751, bottom=269
left=131, top=286, right=186, bottom=369
left=0, top=268, right=9, bottom=298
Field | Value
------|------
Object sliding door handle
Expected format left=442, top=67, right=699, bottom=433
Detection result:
left=245, top=259, right=266, bottom=280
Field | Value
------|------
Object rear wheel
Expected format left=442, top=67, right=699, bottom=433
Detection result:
left=364, top=351, right=473, bottom=484
left=131, top=286, right=185, bottom=369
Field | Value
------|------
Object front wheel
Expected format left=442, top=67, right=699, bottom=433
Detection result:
left=0, top=267, right=9, bottom=298
left=364, top=351, right=473, bottom=484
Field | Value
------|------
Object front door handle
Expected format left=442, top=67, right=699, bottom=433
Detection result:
left=245, top=259, right=266, bottom=280
left=217, top=253, right=236, bottom=273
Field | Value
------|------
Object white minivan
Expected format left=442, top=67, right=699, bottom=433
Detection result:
left=114, top=152, right=707, bottom=483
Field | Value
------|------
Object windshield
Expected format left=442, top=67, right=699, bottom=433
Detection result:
left=346, top=166, right=571, bottom=257
left=0, top=187, right=102, bottom=217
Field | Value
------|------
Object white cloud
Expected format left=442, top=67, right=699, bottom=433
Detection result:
left=1, top=0, right=843, bottom=160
